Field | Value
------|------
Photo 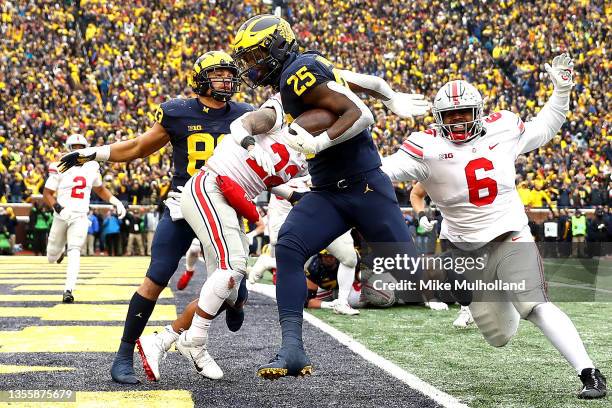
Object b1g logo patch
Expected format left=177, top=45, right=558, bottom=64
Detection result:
left=439, top=153, right=454, bottom=160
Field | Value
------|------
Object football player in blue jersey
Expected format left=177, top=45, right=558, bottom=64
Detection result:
left=59, top=51, right=257, bottom=384
left=232, top=15, right=430, bottom=379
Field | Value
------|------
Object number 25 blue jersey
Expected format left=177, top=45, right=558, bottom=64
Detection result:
left=279, top=52, right=381, bottom=187
left=155, top=97, right=254, bottom=188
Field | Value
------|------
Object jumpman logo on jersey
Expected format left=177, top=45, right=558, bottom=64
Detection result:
left=135, top=312, right=143, bottom=318
left=364, top=184, right=374, bottom=194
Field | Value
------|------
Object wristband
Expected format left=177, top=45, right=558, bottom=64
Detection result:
left=53, top=203, right=63, bottom=214
left=417, top=211, right=426, bottom=220
left=240, top=136, right=256, bottom=150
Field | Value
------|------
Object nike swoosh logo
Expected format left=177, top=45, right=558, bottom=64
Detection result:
left=489, top=143, right=499, bottom=150
left=511, top=236, right=522, bottom=241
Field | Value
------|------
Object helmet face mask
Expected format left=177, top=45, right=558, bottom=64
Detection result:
left=232, top=15, right=297, bottom=89
left=190, top=51, right=241, bottom=102
left=432, top=80, right=484, bottom=143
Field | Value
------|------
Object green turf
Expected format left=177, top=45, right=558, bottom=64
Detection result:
left=306, top=259, right=612, bottom=408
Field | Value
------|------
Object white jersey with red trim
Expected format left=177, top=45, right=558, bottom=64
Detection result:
left=382, top=102, right=568, bottom=244
left=44, top=161, right=102, bottom=213
left=205, top=95, right=308, bottom=199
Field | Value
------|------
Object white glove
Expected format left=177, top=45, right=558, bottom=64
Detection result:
left=544, top=53, right=574, bottom=95
left=383, top=92, right=431, bottom=118
left=283, top=123, right=332, bottom=155
left=165, top=186, right=184, bottom=221
left=110, top=197, right=126, bottom=220
left=248, top=144, right=275, bottom=176
left=419, top=216, right=437, bottom=232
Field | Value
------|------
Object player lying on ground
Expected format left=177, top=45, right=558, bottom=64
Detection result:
left=381, top=54, right=606, bottom=399
left=249, top=175, right=361, bottom=316
left=58, top=51, right=253, bottom=384
left=43, top=134, right=126, bottom=303
left=232, top=14, right=429, bottom=379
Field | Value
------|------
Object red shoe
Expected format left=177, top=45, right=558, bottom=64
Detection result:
left=176, top=270, right=194, bottom=290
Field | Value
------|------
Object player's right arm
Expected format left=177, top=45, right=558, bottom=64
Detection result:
left=58, top=123, right=170, bottom=172
left=380, top=135, right=430, bottom=182
left=42, top=164, right=63, bottom=215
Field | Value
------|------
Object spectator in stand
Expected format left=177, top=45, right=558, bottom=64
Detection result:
left=102, top=209, right=121, bottom=256
left=86, top=209, right=99, bottom=256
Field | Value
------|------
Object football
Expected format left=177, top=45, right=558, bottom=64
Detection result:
left=293, top=108, right=338, bottom=135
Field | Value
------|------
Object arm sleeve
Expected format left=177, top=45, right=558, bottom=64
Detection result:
left=516, top=92, right=569, bottom=155
left=44, top=164, right=60, bottom=191
left=259, top=93, right=284, bottom=133
left=381, top=150, right=429, bottom=182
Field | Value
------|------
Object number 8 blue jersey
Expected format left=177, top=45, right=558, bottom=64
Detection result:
left=155, top=97, right=254, bottom=188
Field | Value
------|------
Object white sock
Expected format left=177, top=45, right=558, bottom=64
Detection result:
left=64, top=248, right=80, bottom=291
left=186, top=314, right=212, bottom=342
left=185, top=247, right=199, bottom=271
left=160, top=325, right=180, bottom=351
left=527, top=303, right=594, bottom=373
left=336, top=262, right=354, bottom=304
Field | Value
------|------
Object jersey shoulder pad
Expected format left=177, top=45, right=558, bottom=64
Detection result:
left=83, top=161, right=100, bottom=172
left=159, top=97, right=191, bottom=116
left=399, top=131, right=430, bottom=160
left=483, top=110, right=524, bottom=135
left=48, top=162, right=59, bottom=174
left=280, top=53, right=333, bottom=96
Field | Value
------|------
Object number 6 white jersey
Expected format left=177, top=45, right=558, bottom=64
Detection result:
left=45, top=161, right=102, bottom=214
left=382, top=96, right=569, bottom=244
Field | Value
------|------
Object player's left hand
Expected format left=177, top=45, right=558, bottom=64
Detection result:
left=383, top=92, right=431, bottom=118
left=545, top=53, right=574, bottom=94
left=248, top=144, right=275, bottom=176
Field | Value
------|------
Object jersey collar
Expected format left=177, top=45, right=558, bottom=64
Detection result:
left=195, top=98, right=230, bottom=117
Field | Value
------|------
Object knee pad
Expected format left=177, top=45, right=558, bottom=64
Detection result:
left=210, top=269, right=244, bottom=300
left=471, top=303, right=520, bottom=348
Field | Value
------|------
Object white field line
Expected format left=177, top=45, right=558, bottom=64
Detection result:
left=248, top=282, right=468, bottom=408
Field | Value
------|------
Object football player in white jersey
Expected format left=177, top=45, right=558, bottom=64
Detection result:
left=43, top=134, right=126, bottom=303
left=381, top=54, right=606, bottom=399
left=249, top=174, right=361, bottom=316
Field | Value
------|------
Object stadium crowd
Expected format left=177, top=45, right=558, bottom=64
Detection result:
left=0, top=0, right=609, bottom=210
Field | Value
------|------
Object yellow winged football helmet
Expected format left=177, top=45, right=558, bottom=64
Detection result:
left=189, top=50, right=240, bottom=101
left=231, top=15, right=297, bottom=88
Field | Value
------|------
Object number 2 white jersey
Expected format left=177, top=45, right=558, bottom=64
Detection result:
left=44, top=161, right=102, bottom=213
left=205, top=94, right=309, bottom=199
left=382, top=104, right=568, bottom=244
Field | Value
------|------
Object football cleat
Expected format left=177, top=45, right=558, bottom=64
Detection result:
left=578, top=368, right=607, bottom=399
left=136, top=329, right=175, bottom=381
left=453, top=306, right=474, bottom=328
left=176, top=270, right=194, bottom=290
left=175, top=332, right=223, bottom=380
left=257, top=347, right=313, bottom=380
left=56, top=251, right=65, bottom=264
left=110, top=354, right=140, bottom=384
left=332, top=300, right=360, bottom=316
left=62, top=290, right=74, bottom=304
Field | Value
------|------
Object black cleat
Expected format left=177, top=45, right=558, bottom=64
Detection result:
left=257, top=347, right=313, bottom=380
left=62, top=290, right=74, bottom=303
left=111, top=354, right=140, bottom=384
left=578, top=368, right=607, bottom=399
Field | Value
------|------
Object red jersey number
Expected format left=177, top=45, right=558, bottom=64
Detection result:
left=71, top=176, right=87, bottom=199
left=465, top=158, right=497, bottom=206
left=246, top=143, right=298, bottom=187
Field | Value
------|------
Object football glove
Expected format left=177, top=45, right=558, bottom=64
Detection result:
left=288, top=191, right=308, bottom=205
left=418, top=215, right=437, bottom=232
left=110, top=197, right=126, bottom=219
left=284, top=123, right=332, bottom=155
left=58, top=145, right=110, bottom=173
left=248, top=144, right=275, bottom=176
left=383, top=92, right=431, bottom=118
left=544, top=53, right=574, bottom=95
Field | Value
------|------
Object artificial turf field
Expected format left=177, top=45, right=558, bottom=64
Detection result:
left=0, top=256, right=610, bottom=407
